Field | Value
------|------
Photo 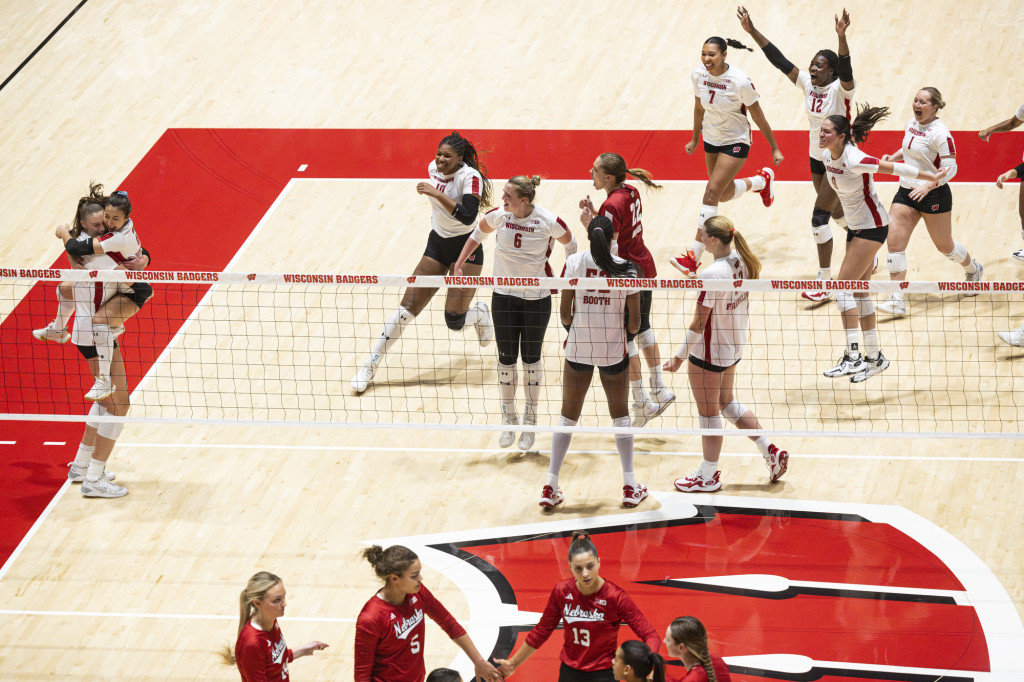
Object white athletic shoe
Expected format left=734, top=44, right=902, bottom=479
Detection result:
left=823, top=352, right=866, bottom=378
left=1013, top=248, right=1024, bottom=262
left=801, top=289, right=832, bottom=302
left=851, top=352, right=891, bottom=383
left=622, top=482, right=649, bottom=507
left=518, top=414, right=537, bottom=451
left=67, top=462, right=115, bottom=483
left=32, top=322, right=70, bottom=344
left=539, top=485, right=564, bottom=509
left=998, top=327, right=1024, bottom=348
left=81, top=476, right=128, bottom=498
left=631, top=397, right=661, bottom=427
left=765, top=445, right=789, bottom=483
left=350, top=359, right=377, bottom=394
left=650, top=386, right=676, bottom=417
left=473, top=302, right=494, bottom=346
left=674, top=470, right=722, bottom=493
left=85, top=375, right=115, bottom=401
left=878, top=293, right=907, bottom=316
left=498, top=415, right=518, bottom=448
left=964, top=261, right=984, bottom=296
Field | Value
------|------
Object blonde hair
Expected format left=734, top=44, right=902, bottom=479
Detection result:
left=218, top=571, right=282, bottom=666
left=668, top=616, right=716, bottom=682
left=919, top=86, right=946, bottom=110
left=703, top=216, right=761, bottom=279
left=71, top=182, right=106, bottom=238
left=507, top=175, right=542, bottom=203
left=596, top=153, right=662, bottom=191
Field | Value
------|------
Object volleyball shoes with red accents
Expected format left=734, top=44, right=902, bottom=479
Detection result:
left=756, top=167, right=775, bottom=207
left=766, top=445, right=788, bottom=483
left=669, top=251, right=699, bottom=278
left=622, top=483, right=649, bottom=507
left=539, top=485, right=564, bottom=509
left=674, top=470, right=722, bottom=493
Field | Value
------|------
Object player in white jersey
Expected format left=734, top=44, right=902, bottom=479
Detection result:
left=452, top=175, right=577, bottom=451
left=980, top=100, right=1024, bottom=261
left=738, top=7, right=855, bottom=301
left=819, top=107, right=948, bottom=382
left=351, top=132, right=495, bottom=394
left=670, top=33, right=783, bottom=279
left=540, top=216, right=649, bottom=510
left=877, top=88, right=983, bottom=316
left=664, top=216, right=788, bottom=491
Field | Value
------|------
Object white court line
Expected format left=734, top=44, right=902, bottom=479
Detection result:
left=0, top=440, right=14, bottom=445
left=0, top=608, right=356, bottom=623
left=43, top=441, right=65, bottom=446
left=0, top=480, right=71, bottom=582
left=288, top=177, right=1002, bottom=186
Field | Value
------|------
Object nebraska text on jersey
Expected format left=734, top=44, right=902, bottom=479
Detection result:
left=393, top=609, right=424, bottom=639
left=562, top=603, right=607, bottom=624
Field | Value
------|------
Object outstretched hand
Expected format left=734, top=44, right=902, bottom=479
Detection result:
left=736, top=5, right=754, bottom=32
left=473, top=658, right=503, bottom=682
left=835, top=8, right=850, bottom=36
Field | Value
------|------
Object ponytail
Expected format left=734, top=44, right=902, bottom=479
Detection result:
left=587, top=216, right=638, bottom=278
left=595, top=153, right=663, bottom=191
left=439, top=131, right=492, bottom=206
left=71, top=182, right=106, bottom=238
left=705, top=36, right=753, bottom=52
left=828, top=103, right=890, bottom=146
left=703, top=216, right=760, bottom=279
left=567, top=529, right=600, bottom=562
left=218, top=571, right=282, bottom=666
left=668, top=616, right=717, bottom=682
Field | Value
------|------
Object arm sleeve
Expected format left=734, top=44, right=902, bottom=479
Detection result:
left=65, top=238, right=94, bottom=257
left=760, top=42, right=796, bottom=76
left=523, top=586, right=563, bottom=649
left=421, top=585, right=467, bottom=640
left=451, top=194, right=480, bottom=225
left=837, top=53, right=853, bottom=83
left=353, top=616, right=380, bottom=682
left=939, top=156, right=957, bottom=184
left=141, top=247, right=152, bottom=266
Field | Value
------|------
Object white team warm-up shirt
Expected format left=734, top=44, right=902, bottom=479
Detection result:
left=692, top=64, right=759, bottom=146
left=483, top=205, right=568, bottom=300
left=822, top=144, right=890, bottom=231
left=563, top=251, right=635, bottom=367
left=692, top=252, right=749, bottom=367
left=899, top=118, right=955, bottom=190
left=427, top=160, right=483, bottom=238
left=796, top=71, right=854, bottom=159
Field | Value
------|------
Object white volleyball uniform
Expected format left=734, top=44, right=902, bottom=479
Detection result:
left=483, top=205, right=567, bottom=300
left=70, top=243, right=120, bottom=346
left=691, top=64, right=759, bottom=146
left=822, top=145, right=890, bottom=231
left=96, top=219, right=144, bottom=296
left=563, top=251, right=634, bottom=367
left=795, top=72, right=855, bottom=159
left=427, top=160, right=484, bottom=238
left=899, top=118, right=955, bottom=189
left=692, top=252, right=749, bottom=367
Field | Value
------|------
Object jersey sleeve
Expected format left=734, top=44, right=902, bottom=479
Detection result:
left=618, top=590, right=660, bottom=653
left=550, top=215, right=568, bottom=240
left=795, top=70, right=811, bottom=93
left=483, top=208, right=503, bottom=229
left=420, top=585, right=467, bottom=640
left=524, top=585, right=563, bottom=649
left=937, top=129, right=956, bottom=157
left=458, top=168, right=483, bottom=198
left=599, top=195, right=627, bottom=234
left=840, top=77, right=856, bottom=96
left=235, top=633, right=270, bottom=682
left=848, top=150, right=880, bottom=175
left=353, top=610, right=382, bottom=682
left=691, top=68, right=702, bottom=97
left=97, top=231, right=129, bottom=253
left=1016, top=102, right=1024, bottom=121
left=739, top=77, right=759, bottom=106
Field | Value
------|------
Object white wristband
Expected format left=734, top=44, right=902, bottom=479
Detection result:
left=563, top=235, right=578, bottom=256
left=675, top=329, right=702, bottom=360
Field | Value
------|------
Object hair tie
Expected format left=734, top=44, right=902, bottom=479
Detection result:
left=729, top=227, right=735, bottom=235
left=114, top=190, right=129, bottom=198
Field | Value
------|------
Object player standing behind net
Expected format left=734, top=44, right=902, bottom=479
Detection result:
left=878, top=87, right=982, bottom=316
left=495, top=531, right=660, bottom=682
left=540, top=216, right=648, bottom=510
left=453, top=175, right=576, bottom=451
left=670, top=34, right=783, bottom=279
left=737, top=6, right=855, bottom=302
left=979, top=99, right=1024, bottom=261
left=818, top=107, right=948, bottom=382
left=351, top=132, right=494, bottom=394
left=664, top=216, right=788, bottom=492
left=579, top=153, right=676, bottom=428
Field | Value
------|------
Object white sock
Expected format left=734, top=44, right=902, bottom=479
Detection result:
left=522, top=401, right=538, bottom=425
left=498, top=362, right=517, bottom=416
left=630, top=379, right=648, bottom=403
left=731, top=179, right=748, bottom=198
left=863, top=329, right=880, bottom=359
left=692, top=240, right=706, bottom=262
left=754, top=436, right=771, bottom=457
left=86, top=458, right=105, bottom=482
left=74, top=443, right=95, bottom=468
left=697, top=204, right=718, bottom=230
left=699, top=459, right=718, bottom=478
left=845, top=329, right=860, bottom=356
left=964, top=259, right=978, bottom=275
left=748, top=174, right=766, bottom=192
left=463, top=304, right=482, bottom=327
left=648, top=364, right=665, bottom=391
left=613, top=416, right=634, bottom=478
left=548, top=416, right=576, bottom=480
left=54, top=288, right=74, bottom=329
left=92, top=324, right=113, bottom=378
left=371, top=306, right=413, bottom=363
left=818, top=267, right=832, bottom=280
left=522, top=361, right=543, bottom=412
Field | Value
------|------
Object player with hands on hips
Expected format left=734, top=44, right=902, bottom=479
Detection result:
left=979, top=100, right=1024, bottom=260
left=670, top=31, right=783, bottom=278
left=737, top=6, right=855, bottom=302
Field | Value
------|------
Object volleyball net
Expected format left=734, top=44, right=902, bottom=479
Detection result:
left=2, top=268, right=1023, bottom=440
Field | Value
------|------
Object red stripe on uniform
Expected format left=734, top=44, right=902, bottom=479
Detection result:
left=862, top=174, right=883, bottom=227
left=555, top=217, right=567, bottom=229
left=93, top=282, right=103, bottom=310
left=933, top=153, right=941, bottom=169
left=108, top=251, right=127, bottom=264
left=703, top=308, right=714, bottom=360
left=947, top=136, right=956, bottom=155
left=98, top=233, right=114, bottom=242
left=472, top=176, right=480, bottom=194
left=845, top=98, right=852, bottom=120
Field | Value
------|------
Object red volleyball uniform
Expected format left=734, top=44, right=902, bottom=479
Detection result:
left=525, top=578, right=659, bottom=672
left=354, top=584, right=467, bottom=682
left=235, top=620, right=293, bottom=682
left=599, top=185, right=657, bottom=279
left=673, top=654, right=732, bottom=682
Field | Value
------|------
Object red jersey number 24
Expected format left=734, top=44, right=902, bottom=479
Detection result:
left=629, top=201, right=642, bottom=239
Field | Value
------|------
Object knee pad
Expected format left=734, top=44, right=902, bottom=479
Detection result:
left=636, top=328, right=657, bottom=350
left=835, top=291, right=856, bottom=313
left=97, top=418, right=124, bottom=440
left=557, top=415, right=578, bottom=428
left=444, top=312, right=467, bottom=331
left=856, top=297, right=875, bottom=318
left=626, top=341, right=639, bottom=358
left=721, top=400, right=748, bottom=425
left=886, top=251, right=907, bottom=274
left=497, top=362, right=516, bottom=385
left=86, top=402, right=107, bottom=429
left=523, top=360, right=542, bottom=384
left=698, top=414, right=723, bottom=430
left=944, top=241, right=968, bottom=263
left=811, top=208, right=833, bottom=243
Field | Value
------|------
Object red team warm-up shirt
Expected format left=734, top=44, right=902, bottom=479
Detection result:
left=354, top=584, right=467, bottom=682
left=525, top=578, right=660, bottom=672
left=599, top=185, right=657, bottom=279
left=670, top=655, right=733, bottom=682
left=235, top=620, right=294, bottom=682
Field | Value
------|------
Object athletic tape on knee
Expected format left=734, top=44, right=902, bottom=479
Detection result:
left=835, top=291, right=856, bottom=312
left=636, top=328, right=657, bottom=350
left=698, top=414, right=723, bottom=430
left=886, top=251, right=907, bottom=273
left=97, top=419, right=123, bottom=440
left=86, top=402, right=105, bottom=429
left=721, top=400, right=748, bottom=425
left=626, top=341, right=638, bottom=357
left=944, top=241, right=968, bottom=263
left=856, top=297, right=875, bottom=318
left=444, top=311, right=467, bottom=331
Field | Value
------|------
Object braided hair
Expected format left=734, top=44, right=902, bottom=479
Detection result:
left=669, top=616, right=716, bottom=682
left=438, top=131, right=492, bottom=206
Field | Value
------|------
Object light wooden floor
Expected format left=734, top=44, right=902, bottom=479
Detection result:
left=1, top=1, right=1023, bottom=679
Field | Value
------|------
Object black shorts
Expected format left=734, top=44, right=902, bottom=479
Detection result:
left=566, top=355, right=630, bottom=375
left=77, top=340, right=118, bottom=360
left=847, top=225, right=889, bottom=244
left=424, top=230, right=484, bottom=268
left=809, top=156, right=827, bottom=176
left=689, top=355, right=739, bottom=373
left=491, top=292, right=552, bottom=365
left=703, top=141, right=750, bottom=158
left=624, top=289, right=653, bottom=341
left=891, top=184, right=952, bottom=215
left=557, top=663, right=615, bottom=682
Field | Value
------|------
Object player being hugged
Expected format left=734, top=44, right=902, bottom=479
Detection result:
left=355, top=545, right=501, bottom=682
left=496, top=531, right=660, bottom=682
left=819, top=105, right=947, bottom=382
left=979, top=98, right=1024, bottom=261
left=665, top=216, right=788, bottom=492
left=671, top=34, right=783, bottom=278
left=878, top=87, right=982, bottom=316
left=539, top=216, right=648, bottom=510
left=737, top=6, right=855, bottom=301
left=453, top=175, right=576, bottom=451
left=352, top=132, right=494, bottom=394
left=580, top=153, right=676, bottom=429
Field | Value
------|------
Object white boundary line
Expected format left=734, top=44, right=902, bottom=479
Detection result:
left=284, top=177, right=1004, bottom=186
left=0, top=480, right=71, bottom=582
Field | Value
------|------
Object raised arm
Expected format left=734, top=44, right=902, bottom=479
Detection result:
left=835, top=9, right=854, bottom=91
left=738, top=6, right=798, bottom=84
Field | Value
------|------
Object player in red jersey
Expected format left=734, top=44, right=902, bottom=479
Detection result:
left=579, top=153, right=675, bottom=428
left=219, top=571, right=328, bottom=681
left=496, top=531, right=660, bottom=682
left=663, top=616, right=732, bottom=682
left=355, top=545, right=501, bottom=682
left=612, top=640, right=666, bottom=682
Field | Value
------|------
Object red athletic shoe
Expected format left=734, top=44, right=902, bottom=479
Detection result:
left=622, top=483, right=649, bottom=508
left=669, top=251, right=699, bottom=278
left=766, top=444, right=789, bottom=483
left=801, top=290, right=832, bottom=302
left=757, top=167, right=775, bottom=207
left=539, top=485, right=564, bottom=509
left=673, top=470, right=722, bottom=492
